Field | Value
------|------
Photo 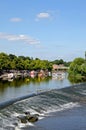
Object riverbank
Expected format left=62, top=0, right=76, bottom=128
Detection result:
left=0, top=69, right=51, bottom=81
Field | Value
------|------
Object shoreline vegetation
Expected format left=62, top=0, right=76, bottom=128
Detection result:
left=68, top=57, right=86, bottom=83
left=0, top=52, right=86, bottom=83
left=0, top=52, right=69, bottom=81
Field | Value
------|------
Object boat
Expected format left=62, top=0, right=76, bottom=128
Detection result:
left=52, top=72, right=65, bottom=79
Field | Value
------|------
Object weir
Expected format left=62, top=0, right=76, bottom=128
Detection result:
left=0, top=82, right=86, bottom=110
left=0, top=83, right=86, bottom=129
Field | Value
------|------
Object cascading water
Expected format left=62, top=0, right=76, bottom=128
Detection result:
left=0, top=83, right=86, bottom=130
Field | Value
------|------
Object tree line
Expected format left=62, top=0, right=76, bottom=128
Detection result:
left=0, top=52, right=86, bottom=83
left=0, top=52, right=70, bottom=71
left=0, top=52, right=52, bottom=71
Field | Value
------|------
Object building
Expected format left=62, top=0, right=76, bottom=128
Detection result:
left=52, top=64, right=68, bottom=71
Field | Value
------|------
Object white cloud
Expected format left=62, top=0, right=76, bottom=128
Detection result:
left=35, top=12, right=51, bottom=21
left=35, top=10, right=59, bottom=21
left=37, top=12, right=50, bottom=18
left=10, top=17, right=22, bottom=22
left=0, top=32, right=40, bottom=44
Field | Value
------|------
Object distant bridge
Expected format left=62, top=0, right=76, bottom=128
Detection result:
left=57, top=66, right=69, bottom=70
left=52, top=64, right=69, bottom=71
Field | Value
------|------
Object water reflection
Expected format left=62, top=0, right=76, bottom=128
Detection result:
left=0, top=77, right=51, bottom=88
left=0, top=76, right=72, bottom=103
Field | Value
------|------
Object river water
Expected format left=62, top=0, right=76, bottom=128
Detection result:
left=0, top=74, right=86, bottom=130
left=0, top=74, right=71, bottom=103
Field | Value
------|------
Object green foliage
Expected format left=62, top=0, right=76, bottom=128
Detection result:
left=68, top=57, right=86, bottom=83
left=52, top=59, right=71, bottom=66
left=0, top=52, right=52, bottom=71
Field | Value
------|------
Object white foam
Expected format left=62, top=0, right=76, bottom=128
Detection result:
left=12, top=112, right=20, bottom=117
left=17, top=121, right=34, bottom=129
left=41, top=102, right=80, bottom=115
left=0, top=101, right=81, bottom=130
left=15, top=127, right=21, bottom=130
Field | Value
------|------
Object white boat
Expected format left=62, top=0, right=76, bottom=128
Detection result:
left=52, top=72, right=65, bottom=79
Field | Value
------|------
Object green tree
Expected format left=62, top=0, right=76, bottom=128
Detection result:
left=68, top=57, right=86, bottom=83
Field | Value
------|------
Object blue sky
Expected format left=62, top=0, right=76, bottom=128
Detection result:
left=0, top=0, right=86, bottom=61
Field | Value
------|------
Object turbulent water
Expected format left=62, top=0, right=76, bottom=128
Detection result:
left=0, top=83, right=86, bottom=130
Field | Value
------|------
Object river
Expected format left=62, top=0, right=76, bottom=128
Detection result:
left=0, top=73, right=86, bottom=130
left=0, top=73, right=71, bottom=103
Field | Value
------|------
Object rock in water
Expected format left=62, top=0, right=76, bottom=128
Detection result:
left=17, top=115, right=27, bottom=123
left=26, top=114, right=39, bottom=123
left=17, top=113, right=39, bottom=124
left=24, top=111, right=30, bottom=115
